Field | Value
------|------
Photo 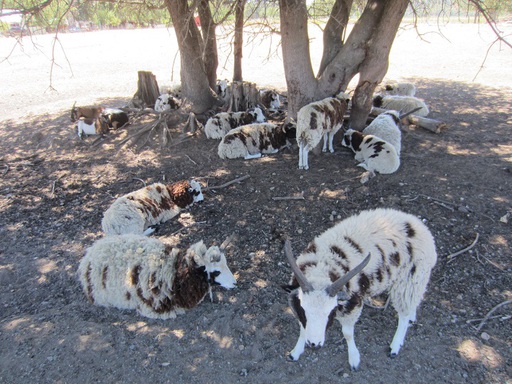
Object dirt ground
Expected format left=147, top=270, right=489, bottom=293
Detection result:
left=0, top=22, right=511, bottom=384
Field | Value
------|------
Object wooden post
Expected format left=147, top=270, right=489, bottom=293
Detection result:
left=133, top=71, right=160, bottom=108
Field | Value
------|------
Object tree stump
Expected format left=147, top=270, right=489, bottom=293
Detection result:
left=229, top=81, right=260, bottom=112
left=133, top=71, right=160, bottom=109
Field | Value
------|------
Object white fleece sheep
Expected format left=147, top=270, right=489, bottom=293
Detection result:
left=217, top=121, right=296, bottom=160
left=154, top=93, right=180, bottom=112
left=101, top=179, right=203, bottom=236
left=204, top=107, right=266, bottom=139
left=373, top=95, right=429, bottom=117
left=283, top=208, right=437, bottom=370
left=362, top=110, right=402, bottom=155
left=382, top=82, right=417, bottom=96
left=78, top=235, right=237, bottom=319
left=297, top=95, right=349, bottom=170
left=342, top=130, right=400, bottom=183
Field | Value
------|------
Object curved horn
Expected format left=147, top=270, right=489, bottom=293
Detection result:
left=399, top=106, right=422, bottom=120
left=284, top=239, right=314, bottom=293
left=326, top=253, right=371, bottom=297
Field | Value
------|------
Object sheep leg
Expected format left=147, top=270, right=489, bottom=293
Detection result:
left=327, top=132, right=336, bottom=153
left=244, top=153, right=262, bottom=160
left=288, top=324, right=306, bottom=361
left=342, top=322, right=361, bottom=371
left=321, top=133, right=329, bottom=152
left=298, top=143, right=310, bottom=170
left=389, top=309, right=416, bottom=357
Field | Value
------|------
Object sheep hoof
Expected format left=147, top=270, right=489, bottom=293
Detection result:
left=389, top=351, right=398, bottom=359
left=350, top=364, right=360, bottom=372
left=286, top=354, right=298, bottom=362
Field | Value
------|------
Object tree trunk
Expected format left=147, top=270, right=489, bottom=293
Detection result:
left=279, top=0, right=318, bottom=118
left=349, top=0, right=409, bottom=130
left=165, top=0, right=218, bottom=114
left=233, top=0, right=245, bottom=81
left=198, top=0, right=219, bottom=90
left=316, top=0, right=353, bottom=77
left=133, top=71, right=160, bottom=108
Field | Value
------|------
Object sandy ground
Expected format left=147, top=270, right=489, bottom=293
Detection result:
left=0, top=20, right=511, bottom=384
left=1, top=21, right=511, bottom=122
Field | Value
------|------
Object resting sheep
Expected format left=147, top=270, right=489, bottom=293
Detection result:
left=154, top=93, right=181, bottom=112
left=217, top=121, right=296, bottom=160
left=282, top=208, right=437, bottom=370
left=78, top=235, right=237, bottom=319
left=101, top=179, right=204, bottom=236
left=260, top=90, right=281, bottom=111
left=342, top=130, right=400, bottom=183
left=204, top=107, right=266, bottom=139
left=102, top=108, right=129, bottom=130
left=373, top=95, right=429, bottom=117
left=297, top=95, right=349, bottom=170
left=382, top=82, right=417, bottom=96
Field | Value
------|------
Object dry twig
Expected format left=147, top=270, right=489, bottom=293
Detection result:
left=203, top=175, right=250, bottom=191
left=476, top=300, right=512, bottom=332
left=447, top=233, right=479, bottom=262
left=272, top=191, right=305, bottom=201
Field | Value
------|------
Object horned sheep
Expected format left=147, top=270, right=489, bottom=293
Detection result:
left=282, top=208, right=437, bottom=370
left=101, top=179, right=204, bottom=236
left=204, top=107, right=266, bottom=139
left=78, top=235, right=237, bottom=319
left=296, top=95, right=349, bottom=170
left=217, top=121, right=296, bottom=160
left=373, top=94, right=429, bottom=117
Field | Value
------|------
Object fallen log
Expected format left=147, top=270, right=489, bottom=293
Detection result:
left=370, top=107, right=447, bottom=133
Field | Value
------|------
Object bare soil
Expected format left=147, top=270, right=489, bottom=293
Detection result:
left=0, top=23, right=511, bottom=384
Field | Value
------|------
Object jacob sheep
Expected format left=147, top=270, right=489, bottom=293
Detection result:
left=382, top=82, right=417, bottom=96
left=154, top=93, right=181, bottom=112
left=204, top=107, right=266, bottom=139
left=297, top=95, right=349, bottom=170
left=260, top=90, right=281, bottom=111
left=342, top=130, right=400, bottom=183
left=373, top=95, right=429, bottom=117
left=282, top=208, right=437, bottom=370
left=217, top=121, right=296, bottom=160
left=78, top=235, right=237, bottom=319
left=101, top=179, right=204, bottom=236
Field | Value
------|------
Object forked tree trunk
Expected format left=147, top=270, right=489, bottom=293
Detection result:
left=165, top=0, right=217, bottom=114
left=133, top=71, right=160, bottom=108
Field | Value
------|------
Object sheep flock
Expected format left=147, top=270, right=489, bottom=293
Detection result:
left=74, top=79, right=440, bottom=370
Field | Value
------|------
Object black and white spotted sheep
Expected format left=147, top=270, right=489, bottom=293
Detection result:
left=373, top=94, right=429, bottom=117
left=282, top=208, right=437, bottom=370
left=217, top=121, right=296, bottom=160
left=296, top=95, right=349, bottom=170
left=204, top=107, right=266, bottom=139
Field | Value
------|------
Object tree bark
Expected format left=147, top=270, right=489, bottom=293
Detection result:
left=133, top=71, right=160, bottom=108
left=165, top=0, right=218, bottom=114
left=349, top=0, right=409, bottom=130
left=198, top=0, right=219, bottom=90
left=279, top=0, right=318, bottom=118
left=233, top=0, right=245, bottom=81
left=316, top=0, right=353, bottom=77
